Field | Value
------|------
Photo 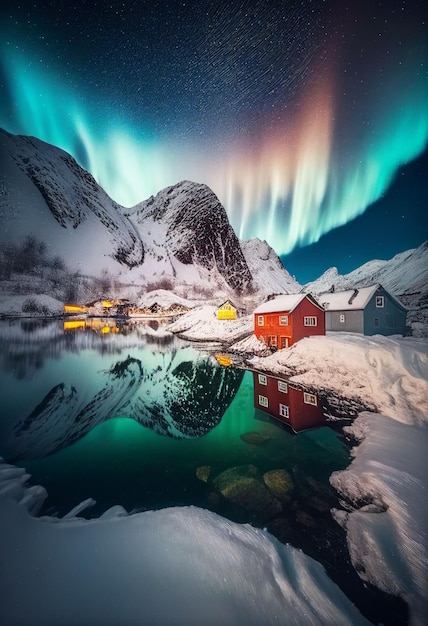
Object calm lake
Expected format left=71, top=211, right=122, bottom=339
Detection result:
left=0, top=318, right=407, bottom=625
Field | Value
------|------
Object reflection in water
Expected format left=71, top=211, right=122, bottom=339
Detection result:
left=0, top=319, right=243, bottom=461
left=63, top=319, right=120, bottom=333
left=0, top=321, right=407, bottom=625
left=253, top=372, right=325, bottom=432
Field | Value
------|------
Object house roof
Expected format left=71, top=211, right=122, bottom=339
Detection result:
left=218, top=300, right=237, bottom=309
left=254, top=293, right=323, bottom=314
left=318, top=284, right=406, bottom=311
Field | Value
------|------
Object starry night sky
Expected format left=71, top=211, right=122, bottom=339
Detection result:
left=1, top=0, right=427, bottom=282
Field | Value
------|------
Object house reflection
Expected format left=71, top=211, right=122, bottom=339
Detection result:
left=252, top=372, right=325, bottom=432
left=63, top=318, right=120, bottom=334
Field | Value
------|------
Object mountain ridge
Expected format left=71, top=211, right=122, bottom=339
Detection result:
left=0, top=128, right=299, bottom=303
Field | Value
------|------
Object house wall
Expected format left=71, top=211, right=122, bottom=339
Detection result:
left=326, top=310, right=364, bottom=333
left=253, top=373, right=325, bottom=432
left=363, top=288, right=407, bottom=336
left=254, top=298, right=325, bottom=348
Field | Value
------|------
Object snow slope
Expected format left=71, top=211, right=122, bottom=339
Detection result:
left=0, top=462, right=372, bottom=626
left=240, top=238, right=301, bottom=295
left=304, top=241, right=428, bottom=297
left=249, top=334, right=428, bottom=425
left=0, top=128, right=144, bottom=273
left=244, top=332, right=428, bottom=625
left=331, top=413, right=428, bottom=626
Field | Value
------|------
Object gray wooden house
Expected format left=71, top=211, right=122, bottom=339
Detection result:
left=318, top=284, right=407, bottom=336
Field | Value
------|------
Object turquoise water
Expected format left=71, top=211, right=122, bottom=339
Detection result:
left=0, top=318, right=407, bottom=625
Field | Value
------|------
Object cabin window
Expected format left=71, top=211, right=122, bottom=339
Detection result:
left=304, top=316, right=317, bottom=326
left=258, top=374, right=267, bottom=385
left=376, top=296, right=384, bottom=308
left=303, top=393, right=317, bottom=406
left=340, top=314, right=345, bottom=323
left=257, top=315, right=264, bottom=326
left=259, top=395, right=269, bottom=408
left=268, top=335, right=277, bottom=347
left=278, top=381, right=288, bottom=393
left=279, top=315, right=289, bottom=326
left=280, top=336, right=289, bottom=349
left=374, top=317, right=380, bottom=327
left=279, top=404, right=289, bottom=418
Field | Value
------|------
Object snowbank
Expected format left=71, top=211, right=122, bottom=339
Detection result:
left=248, top=334, right=428, bottom=425
left=167, top=305, right=254, bottom=343
left=0, top=294, right=64, bottom=317
left=330, top=413, right=428, bottom=626
left=0, top=463, right=371, bottom=626
left=136, top=288, right=194, bottom=310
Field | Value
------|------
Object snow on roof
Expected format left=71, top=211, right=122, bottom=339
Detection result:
left=318, top=285, right=380, bottom=311
left=253, top=293, right=322, bottom=314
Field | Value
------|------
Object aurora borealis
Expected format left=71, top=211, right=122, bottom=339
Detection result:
left=0, top=0, right=427, bottom=280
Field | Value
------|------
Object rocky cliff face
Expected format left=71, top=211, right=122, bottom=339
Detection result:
left=127, top=181, right=254, bottom=293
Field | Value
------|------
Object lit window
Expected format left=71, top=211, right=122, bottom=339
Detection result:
left=258, top=374, right=267, bottom=385
left=304, top=316, right=317, bottom=326
left=303, top=393, right=317, bottom=406
left=376, top=296, right=384, bottom=308
left=340, top=314, right=345, bottom=323
left=257, top=315, right=264, bottom=326
left=268, top=335, right=277, bottom=347
left=279, top=315, right=288, bottom=326
left=278, top=381, right=288, bottom=393
left=279, top=404, right=289, bottom=418
left=259, top=395, right=268, bottom=408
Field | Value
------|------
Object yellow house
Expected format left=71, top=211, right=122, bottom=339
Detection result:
left=216, top=300, right=238, bottom=320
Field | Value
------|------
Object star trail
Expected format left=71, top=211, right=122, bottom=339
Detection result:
left=0, top=0, right=427, bottom=277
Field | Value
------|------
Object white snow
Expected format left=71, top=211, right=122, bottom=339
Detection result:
left=240, top=237, right=301, bottom=295
left=167, top=305, right=254, bottom=343
left=248, top=333, right=428, bottom=425
left=242, top=331, right=428, bottom=625
left=0, top=294, right=64, bottom=317
left=253, top=293, right=307, bottom=314
left=304, top=241, right=428, bottom=298
left=318, top=285, right=378, bottom=310
left=330, top=413, right=428, bottom=626
left=0, top=462, right=372, bottom=626
left=136, top=288, right=194, bottom=310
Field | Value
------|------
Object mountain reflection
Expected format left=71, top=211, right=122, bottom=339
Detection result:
left=0, top=320, right=244, bottom=461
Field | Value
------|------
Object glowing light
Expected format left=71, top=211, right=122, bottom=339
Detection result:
left=1, top=41, right=427, bottom=256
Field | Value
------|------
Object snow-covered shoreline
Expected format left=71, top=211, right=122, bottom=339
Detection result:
left=166, top=307, right=428, bottom=623
left=1, top=303, right=427, bottom=624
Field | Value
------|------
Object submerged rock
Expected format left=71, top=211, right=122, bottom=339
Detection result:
left=213, top=464, right=281, bottom=519
left=240, top=432, right=271, bottom=446
left=263, top=469, right=294, bottom=505
left=196, top=465, right=211, bottom=483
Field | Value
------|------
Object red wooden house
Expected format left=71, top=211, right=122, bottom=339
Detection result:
left=253, top=294, right=325, bottom=349
left=253, top=372, right=325, bottom=432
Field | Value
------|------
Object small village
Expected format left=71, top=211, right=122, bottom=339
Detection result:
left=62, top=282, right=408, bottom=434
left=64, top=282, right=407, bottom=345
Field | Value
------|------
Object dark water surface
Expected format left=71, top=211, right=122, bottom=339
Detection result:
left=0, top=318, right=408, bottom=625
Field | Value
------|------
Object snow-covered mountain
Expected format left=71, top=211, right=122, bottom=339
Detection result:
left=125, top=180, right=254, bottom=293
left=240, top=238, right=301, bottom=294
left=0, top=129, right=298, bottom=300
left=303, top=241, right=428, bottom=335
left=304, top=242, right=428, bottom=296
left=0, top=128, right=144, bottom=272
